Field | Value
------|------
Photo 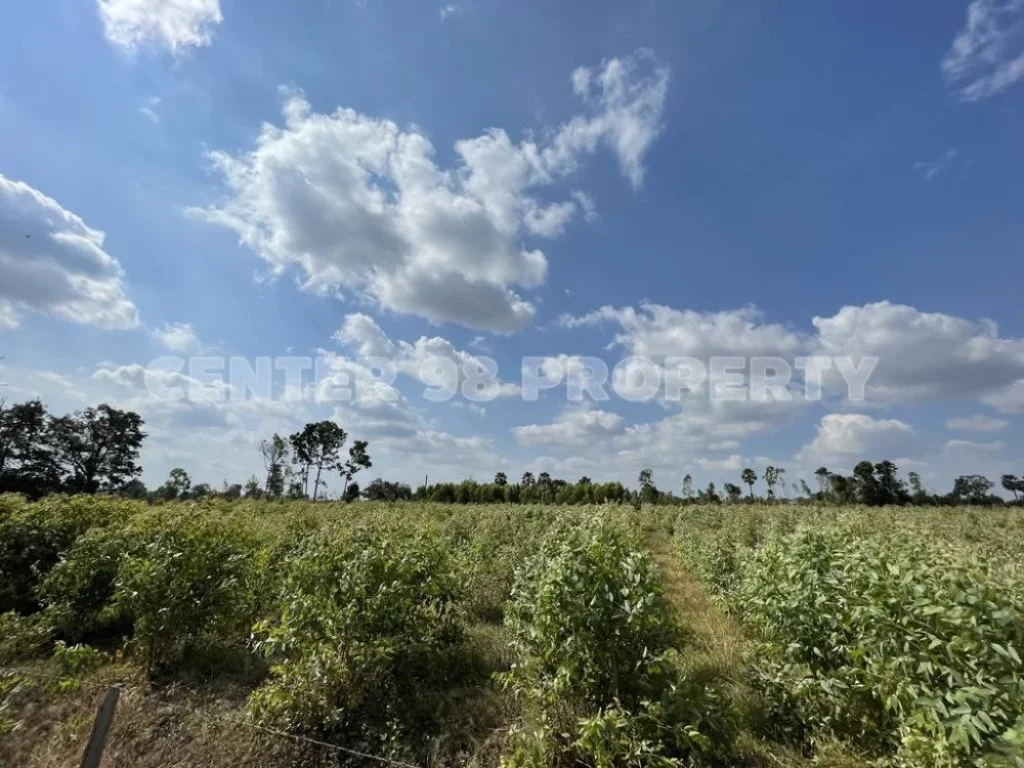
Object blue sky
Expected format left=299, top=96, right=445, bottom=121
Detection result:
left=1, top=0, right=1023, bottom=495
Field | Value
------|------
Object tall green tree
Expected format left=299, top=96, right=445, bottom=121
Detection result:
left=260, top=433, right=289, bottom=497
left=342, top=440, right=372, bottom=500
left=0, top=399, right=55, bottom=496
left=814, top=466, right=830, bottom=497
left=741, top=468, right=757, bottom=498
left=637, top=467, right=656, bottom=506
left=290, top=421, right=348, bottom=500
left=763, top=466, right=781, bottom=500
left=48, top=405, right=145, bottom=494
left=1002, top=474, right=1021, bottom=504
left=952, top=475, right=994, bottom=505
left=158, top=467, right=191, bottom=500
left=853, top=461, right=880, bottom=505
left=874, top=460, right=907, bottom=505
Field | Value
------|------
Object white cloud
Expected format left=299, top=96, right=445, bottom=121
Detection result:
left=152, top=322, right=202, bottom=353
left=97, top=0, right=223, bottom=53
left=799, top=413, right=916, bottom=462
left=942, top=0, right=1024, bottom=100
left=191, top=51, right=668, bottom=332
left=563, top=300, right=1024, bottom=406
left=0, top=174, right=139, bottom=330
left=983, top=379, right=1024, bottom=413
left=946, top=414, right=1009, bottom=432
left=334, top=312, right=520, bottom=397
left=561, top=302, right=803, bottom=361
left=695, top=454, right=744, bottom=472
left=513, top=403, right=625, bottom=446
left=943, top=438, right=1006, bottom=455
left=571, top=190, right=598, bottom=222
left=565, top=50, right=670, bottom=189
left=140, top=97, right=162, bottom=123
left=914, top=148, right=960, bottom=180
left=0, top=301, right=18, bottom=330
left=812, top=301, right=1024, bottom=403
left=439, top=3, right=462, bottom=22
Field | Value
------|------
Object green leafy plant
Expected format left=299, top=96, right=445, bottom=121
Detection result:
left=501, top=513, right=734, bottom=766
left=248, top=525, right=467, bottom=753
left=114, top=511, right=263, bottom=672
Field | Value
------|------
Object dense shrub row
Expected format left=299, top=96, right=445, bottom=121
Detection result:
left=677, top=505, right=1024, bottom=766
left=501, top=512, right=735, bottom=766
left=7, top=495, right=681, bottom=763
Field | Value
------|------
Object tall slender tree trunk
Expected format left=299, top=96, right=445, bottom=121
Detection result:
left=313, top=463, right=323, bottom=501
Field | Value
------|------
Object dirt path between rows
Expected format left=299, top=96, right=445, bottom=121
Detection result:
left=644, top=531, right=867, bottom=768
left=645, top=532, right=748, bottom=676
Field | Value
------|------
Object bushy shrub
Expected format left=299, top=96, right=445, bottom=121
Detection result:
left=501, top=514, right=734, bottom=766
left=0, top=611, right=51, bottom=664
left=114, top=511, right=263, bottom=672
left=248, top=525, right=466, bottom=751
left=684, top=515, right=1024, bottom=766
left=40, top=526, right=138, bottom=644
left=0, top=495, right=133, bottom=614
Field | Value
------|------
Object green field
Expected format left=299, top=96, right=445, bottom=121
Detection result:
left=2, top=496, right=1024, bottom=767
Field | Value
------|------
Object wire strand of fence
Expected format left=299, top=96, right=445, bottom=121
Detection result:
left=1, top=666, right=423, bottom=768
left=212, top=715, right=422, bottom=768
left=1, top=667, right=118, bottom=692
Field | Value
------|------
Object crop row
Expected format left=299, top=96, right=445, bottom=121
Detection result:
left=1, top=495, right=720, bottom=766
left=675, top=505, right=1024, bottom=766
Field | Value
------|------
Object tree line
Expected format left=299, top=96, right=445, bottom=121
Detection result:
left=681, top=462, right=1021, bottom=507
left=0, top=398, right=373, bottom=502
left=2, top=397, right=1021, bottom=506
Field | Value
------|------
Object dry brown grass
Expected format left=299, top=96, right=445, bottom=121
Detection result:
left=0, top=672, right=327, bottom=768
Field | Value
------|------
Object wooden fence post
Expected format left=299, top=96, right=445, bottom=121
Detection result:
left=80, top=686, right=120, bottom=768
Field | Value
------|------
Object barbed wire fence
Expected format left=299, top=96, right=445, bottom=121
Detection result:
left=1, top=667, right=423, bottom=768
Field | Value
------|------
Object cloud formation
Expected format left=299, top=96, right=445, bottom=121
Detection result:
left=191, top=51, right=668, bottom=332
left=943, top=0, right=1024, bottom=100
left=97, top=0, right=223, bottom=53
left=152, top=322, right=203, bottom=353
left=799, top=413, right=917, bottom=464
left=0, top=174, right=139, bottom=330
left=513, top=403, right=625, bottom=446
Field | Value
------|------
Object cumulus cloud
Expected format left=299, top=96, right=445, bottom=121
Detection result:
left=513, top=403, right=625, bottom=446
left=942, top=0, right=1024, bottom=100
left=152, top=322, right=202, bottom=353
left=191, top=51, right=668, bottom=332
left=334, top=312, right=520, bottom=397
left=560, top=303, right=803, bottom=361
left=946, top=414, right=1009, bottom=432
left=0, top=174, right=139, bottom=330
left=563, top=300, right=1024, bottom=407
left=695, top=454, right=744, bottom=472
left=97, top=0, right=223, bottom=53
left=811, top=301, right=1024, bottom=403
left=983, top=379, right=1024, bottom=413
left=799, top=413, right=917, bottom=463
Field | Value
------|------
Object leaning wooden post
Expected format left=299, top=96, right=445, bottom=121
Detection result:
left=80, top=686, right=120, bottom=768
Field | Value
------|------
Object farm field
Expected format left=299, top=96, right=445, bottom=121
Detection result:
left=2, top=496, right=1024, bottom=767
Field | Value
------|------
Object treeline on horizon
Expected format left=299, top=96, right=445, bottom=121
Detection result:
left=2, top=397, right=1022, bottom=507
